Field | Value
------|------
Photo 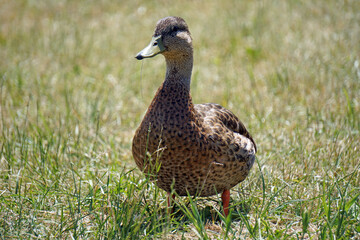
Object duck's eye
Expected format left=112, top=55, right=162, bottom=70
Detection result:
left=153, top=42, right=158, bottom=46
left=171, top=27, right=179, bottom=36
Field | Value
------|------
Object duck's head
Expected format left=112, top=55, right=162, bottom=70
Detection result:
left=136, top=16, right=193, bottom=60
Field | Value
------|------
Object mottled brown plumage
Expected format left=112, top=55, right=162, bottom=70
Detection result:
left=132, top=16, right=256, bottom=215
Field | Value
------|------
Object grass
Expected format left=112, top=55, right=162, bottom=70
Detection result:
left=1, top=0, right=359, bottom=239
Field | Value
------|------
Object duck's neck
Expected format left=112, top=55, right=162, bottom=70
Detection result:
left=164, top=54, right=193, bottom=90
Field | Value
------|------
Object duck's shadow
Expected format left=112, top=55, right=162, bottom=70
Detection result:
left=160, top=198, right=251, bottom=223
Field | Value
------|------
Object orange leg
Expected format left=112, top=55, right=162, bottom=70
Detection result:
left=167, top=192, right=175, bottom=214
left=221, top=189, right=230, bottom=217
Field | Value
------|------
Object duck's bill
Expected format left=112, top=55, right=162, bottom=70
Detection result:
left=135, top=36, right=165, bottom=60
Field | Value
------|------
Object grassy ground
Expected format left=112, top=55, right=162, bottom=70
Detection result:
left=1, top=0, right=359, bottom=239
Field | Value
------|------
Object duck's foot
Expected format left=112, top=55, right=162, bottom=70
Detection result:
left=221, top=189, right=230, bottom=217
left=167, top=192, right=175, bottom=214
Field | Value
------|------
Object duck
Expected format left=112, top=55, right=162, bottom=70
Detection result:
left=132, top=16, right=257, bottom=217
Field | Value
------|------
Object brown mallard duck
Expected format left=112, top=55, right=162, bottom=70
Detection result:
left=132, top=16, right=256, bottom=217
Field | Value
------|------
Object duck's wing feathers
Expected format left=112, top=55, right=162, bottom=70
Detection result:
left=194, top=103, right=257, bottom=153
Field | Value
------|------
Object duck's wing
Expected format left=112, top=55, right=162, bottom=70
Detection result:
left=194, top=103, right=257, bottom=153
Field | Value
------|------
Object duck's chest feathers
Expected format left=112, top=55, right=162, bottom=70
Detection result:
left=132, top=81, right=200, bottom=159
left=145, top=81, right=195, bottom=126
